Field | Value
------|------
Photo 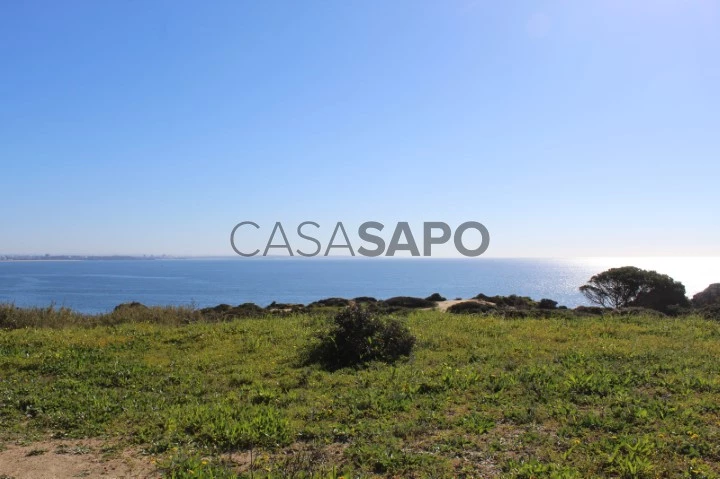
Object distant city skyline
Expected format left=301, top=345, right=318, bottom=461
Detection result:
left=2, top=1, right=718, bottom=257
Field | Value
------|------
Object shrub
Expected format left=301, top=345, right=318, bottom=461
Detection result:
left=201, top=303, right=233, bottom=314
left=200, top=303, right=264, bottom=320
left=610, top=307, right=666, bottom=317
left=0, top=304, right=200, bottom=329
left=113, top=302, right=149, bottom=313
left=384, top=296, right=435, bottom=309
left=425, top=293, right=447, bottom=302
left=234, top=302, right=264, bottom=315
left=574, top=306, right=607, bottom=316
left=308, top=297, right=351, bottom=307
left=663, top=304, right=693, bottom=317
left=307, top=306, right=415, bottom=369
left=265, top=302, right=305, bottom=313
left=500, top=309, right=552, bottom=319
left=700, top=304, right=720, bottom=321
left=447, top=301, right=495, bottom=315
left=353, top=296, right=377, bottom=303
left=692, top=284, right=720, bottom=308
left=538, top=298, right=558, bottom=310
left=474, top=294, right=536, bottom=309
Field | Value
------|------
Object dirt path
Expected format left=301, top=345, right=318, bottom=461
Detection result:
left=0, top=439, right=159, bottom=479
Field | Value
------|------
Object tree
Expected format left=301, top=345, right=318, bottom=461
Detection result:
left=631, top=275, right=689, bottom=313
left=579, top=266, right=689, bottom=312
left=579, top=266, right=650, bottom=308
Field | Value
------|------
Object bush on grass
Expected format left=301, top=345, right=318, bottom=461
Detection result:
left=307, top=306, right=415, bottom=369
left=447, top=301, right=496, bottom=315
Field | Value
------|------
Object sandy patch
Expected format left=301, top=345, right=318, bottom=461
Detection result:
left=434, top=299, right=495, bottom=312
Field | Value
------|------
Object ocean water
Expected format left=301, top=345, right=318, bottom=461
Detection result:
left=0, top=257, right=717, bottom=314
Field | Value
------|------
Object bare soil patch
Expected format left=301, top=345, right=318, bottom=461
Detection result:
left=0, top=439, right=159, bottom=479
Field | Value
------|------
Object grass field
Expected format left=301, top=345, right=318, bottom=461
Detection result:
left=1, top=307, right=719, bottom=478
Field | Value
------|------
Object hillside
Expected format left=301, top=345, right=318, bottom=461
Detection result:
left=1, top=309, right=719, bottom=478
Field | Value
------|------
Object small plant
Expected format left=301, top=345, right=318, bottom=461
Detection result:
left=162, top=453, right=237, bottom=479
left=306, top=306, right=415, bottom=369
left=506, top=459, right=583, bottom=478
left=605, top=436, right=656, bottom=478
left=459, top=412, right=495, bottom=434
left=25, top=448, right=47, bottom=456
left=165, top=403, right=292, bottom=451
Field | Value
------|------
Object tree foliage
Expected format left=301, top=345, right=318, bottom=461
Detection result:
left=580, top=267, right=649, bottom=308
left=579, top=266, right=689, bottom=313
left=631, top=278, right=689, bottom=314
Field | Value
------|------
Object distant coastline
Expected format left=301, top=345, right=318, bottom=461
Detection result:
left=2, top=257, right=718, bottom=314
left=0, top=255, right=173, bottom=262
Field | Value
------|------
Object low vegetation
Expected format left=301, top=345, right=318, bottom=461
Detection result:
left=2, top=303, right=720, bottom=478
left=305, top=306, right=415, bottom=370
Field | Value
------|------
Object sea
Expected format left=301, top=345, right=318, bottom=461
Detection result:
left=0, top=257, right=717, bottom=314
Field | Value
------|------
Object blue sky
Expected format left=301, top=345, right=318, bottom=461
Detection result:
left=2, top=1, right=718, bottom=257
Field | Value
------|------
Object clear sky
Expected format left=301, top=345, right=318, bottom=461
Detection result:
left=2, top=1, right=719, bottom=257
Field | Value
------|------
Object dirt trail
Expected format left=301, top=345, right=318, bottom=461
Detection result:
left=0, top=439, right=159, bottom=479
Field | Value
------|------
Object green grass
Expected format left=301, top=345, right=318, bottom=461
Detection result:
left=1, top=307, right=720, bottom=478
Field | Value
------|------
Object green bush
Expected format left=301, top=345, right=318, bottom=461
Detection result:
left=113, top=302, right=149, bottom=313
left=500, top=309, right=550, bottom=319
left=0, top=303, right=200, bottom=329
left=610, top=307, right=666, bottom=317
left=425, top=293, right=447, bottom=302
left=538, top=298, right=558, bottom=310
left=200, top=303, right=264, bottom=320
left=307, top=306, right=415, bottom=369
left=700, top=304, right=720, bottom=321
left=265, top=301, right=306, bottom=313
left=693, top=284, right=720, bottom=308
left=574, top=306, right=608, bottom=316
left=474, top=294, right=537, bottom=309
left=384, top=296, right=435, bottom=309
left=308, top=297, right=351, bottom=307
left=353, top=296, right=378, bottom=303
left=447, top=301, right=495, bottom=315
